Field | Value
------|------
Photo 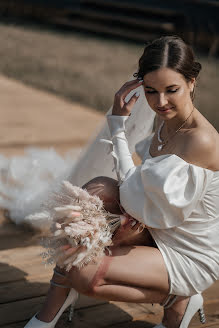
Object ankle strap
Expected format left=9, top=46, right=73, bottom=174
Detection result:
left=50, top=280, right=72, bottom=289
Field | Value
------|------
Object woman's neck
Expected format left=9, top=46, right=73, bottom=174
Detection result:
left=165, top=104, right=195, bottom=134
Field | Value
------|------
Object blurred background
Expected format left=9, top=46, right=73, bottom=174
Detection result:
left=0, top=0, right=218, bottom=129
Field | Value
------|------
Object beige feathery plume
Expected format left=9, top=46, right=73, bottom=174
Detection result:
left=29, top=181, right=121, bottom=270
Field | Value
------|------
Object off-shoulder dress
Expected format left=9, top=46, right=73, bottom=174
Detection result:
left=107, top=115, right=219, bottom=296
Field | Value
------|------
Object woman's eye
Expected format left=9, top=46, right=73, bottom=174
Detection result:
left=145, top=89, right=178, bottom=94
left=167, top=89, right=178, bottom=93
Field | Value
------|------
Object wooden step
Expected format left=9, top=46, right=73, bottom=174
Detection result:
left=81, top=0, right=183, bottom=17
left=52, top=17, right=158, bottom=42
left=69, top=8, right=175, bottom=33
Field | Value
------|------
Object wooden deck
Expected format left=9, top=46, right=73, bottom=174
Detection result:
left=0, top=75, right=219, bottom=327
left=1, top=211, right=219, bottom=328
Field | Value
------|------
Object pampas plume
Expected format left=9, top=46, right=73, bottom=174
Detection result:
left=37, top=181, right=121, bottom=271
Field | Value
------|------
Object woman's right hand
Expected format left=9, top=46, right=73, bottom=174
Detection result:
left=112, top=79, right=143, bottom=116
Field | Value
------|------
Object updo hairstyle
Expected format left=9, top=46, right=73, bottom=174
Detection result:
left=134, top=36, right=201, bottom=99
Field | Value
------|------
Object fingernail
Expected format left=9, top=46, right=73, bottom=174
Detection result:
left=131, top=220, right=137, bottom=227
left=135, top=91, right=140, bottom=97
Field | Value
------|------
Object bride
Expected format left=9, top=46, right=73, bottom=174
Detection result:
left=2, top=35, right=219, bottom=328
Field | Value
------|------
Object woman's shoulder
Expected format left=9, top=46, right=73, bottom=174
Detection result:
left=181, top=122, right=219, bottom=171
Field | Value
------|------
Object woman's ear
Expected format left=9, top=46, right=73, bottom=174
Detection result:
left=189, top=78, right=196, bottom=100
left=189, top=78, right=196, bottom=93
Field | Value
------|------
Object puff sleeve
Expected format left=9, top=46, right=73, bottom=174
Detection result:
left=120, top=155, right=214, bottom=228
left=106, top=115, right=213, bottom=229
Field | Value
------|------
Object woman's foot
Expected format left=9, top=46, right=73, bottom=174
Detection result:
left=162, top=296, right=190, bottom=328
left=36, top=269, right=71, bottom=323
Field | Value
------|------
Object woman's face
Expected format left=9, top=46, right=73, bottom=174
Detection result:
left=143, top=67, right=195, bottom=120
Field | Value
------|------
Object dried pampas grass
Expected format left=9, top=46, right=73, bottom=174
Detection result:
left=27, top=181, right=121, bottom=271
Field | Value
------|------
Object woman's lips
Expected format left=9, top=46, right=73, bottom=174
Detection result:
left=157, top=107, right=173, bottom=113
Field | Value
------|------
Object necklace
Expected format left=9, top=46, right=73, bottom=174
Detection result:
left=157, top=107, right=195, bottom=151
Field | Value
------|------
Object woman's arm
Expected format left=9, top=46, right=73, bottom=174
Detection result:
left=106, top=79, right=143, bottom=183
left=107, top=115, right=135, bottom=183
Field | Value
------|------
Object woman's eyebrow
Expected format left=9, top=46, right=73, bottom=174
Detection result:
left=145, top=84, right=179, bottom=89
left=145, top=86, right=155, bottom=89
left=166, top=84, right=179, bottom=88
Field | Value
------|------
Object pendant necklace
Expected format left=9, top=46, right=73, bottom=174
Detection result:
left=157, top=107, right=195, bottom=151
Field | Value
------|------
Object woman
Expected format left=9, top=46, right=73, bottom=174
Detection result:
left=25, top=36, right=219, bottom=328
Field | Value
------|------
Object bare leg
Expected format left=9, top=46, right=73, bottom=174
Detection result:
left=36, top=267, right=71, bottom=322
left=66, top=246, right=191, bottom=328
left=35, top=177, right=163, bottom=323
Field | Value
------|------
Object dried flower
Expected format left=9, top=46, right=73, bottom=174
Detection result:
left=30, top=181, right=121, bottom=270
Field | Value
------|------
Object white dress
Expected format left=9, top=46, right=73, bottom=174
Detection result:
left=107, top=115, right=219, bottom=297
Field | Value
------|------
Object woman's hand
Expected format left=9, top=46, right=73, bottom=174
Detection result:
left=112, top=213, right=145, bottom=246
left=56, top=244, right=86, bottom=268
left=112, top=79, right=143, bottom=116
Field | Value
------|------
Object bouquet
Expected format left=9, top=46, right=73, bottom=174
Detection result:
left=26, top=181, right=121, bottom=271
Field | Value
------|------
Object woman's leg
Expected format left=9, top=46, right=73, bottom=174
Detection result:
left=35, top=177, right=161, bottom=322
left=66, top=245, right=190, bottom=328
left=68, top=245, right=169, bottom=302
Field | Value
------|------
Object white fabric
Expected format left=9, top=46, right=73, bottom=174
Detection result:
left=107, top=115, right=219, bottom=296
left=106, top=115, right=134, bottom=183
left=0, top=80, right=155, bottom=229
left=68, top=83, right=155, bottom=186
left=0, top=148, right=74, bottom=226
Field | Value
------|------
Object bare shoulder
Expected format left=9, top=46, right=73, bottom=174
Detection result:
left=182, top=126, right=219, bottom=171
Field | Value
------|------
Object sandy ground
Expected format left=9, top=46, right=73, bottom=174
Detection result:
left=0, top=75, right=104, bottom=158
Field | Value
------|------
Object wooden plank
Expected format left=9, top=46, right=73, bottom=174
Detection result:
left=0, top=246, right=45, bottom=265
left=52, top=17, right=158, bottom=42
left=0, top=259, right=53, bottom=284
left=0, top=246, right=53, bottom=284
left=71, top=8, right=175, bottom=32
left=2, top=318, right=91, bottom=328
left=0, top=295, right=107, bottom=325
left=0, top=279, right=49, bottom=303
left=73, top=302, right=133, bottom=327
left=108, top=321, right=155, bottom=328
left=2, top=300, right=219, bottom=328
left=191, top=323, right=219, bottom=328
left=82, top=0, right=183, bottom=17
left=110, top=301, right=162, bottom=320
left=203, top=282, right=219, bottom=302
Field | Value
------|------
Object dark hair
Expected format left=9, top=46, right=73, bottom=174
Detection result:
left=134, top=36, right=202, bottom=82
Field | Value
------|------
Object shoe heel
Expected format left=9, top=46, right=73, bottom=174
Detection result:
left=198, top=306, right=206, bottom=324
left=68, top=304, right=74, bottom=322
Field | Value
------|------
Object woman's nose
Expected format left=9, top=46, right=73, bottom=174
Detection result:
left=157, top=93, right=168, bottom=107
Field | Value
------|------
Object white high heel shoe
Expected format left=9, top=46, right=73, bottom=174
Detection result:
left=24, top=269, right=79, bottom=328
left=154, top=293, right=206, bottom=328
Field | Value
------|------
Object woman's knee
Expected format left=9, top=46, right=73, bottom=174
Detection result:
left=82, top=176, right=122, bottom=214
left=66, top=256, right=111, bottom=296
